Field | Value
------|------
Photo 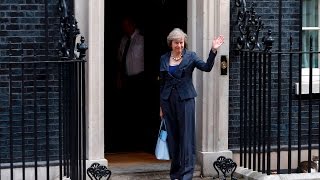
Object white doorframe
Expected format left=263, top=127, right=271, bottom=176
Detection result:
left=187, top=0, right=231, bottom=177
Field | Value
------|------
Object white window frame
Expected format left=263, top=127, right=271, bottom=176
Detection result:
left=295, top=68, right=320, bottom=94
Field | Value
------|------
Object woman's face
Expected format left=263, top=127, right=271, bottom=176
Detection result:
left=171, top=38, right=184, bottom=54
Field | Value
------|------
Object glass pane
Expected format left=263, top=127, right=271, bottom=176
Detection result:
left=302, top=30, right=319, bottom=68
left=303, top=0, right=318, bottom=27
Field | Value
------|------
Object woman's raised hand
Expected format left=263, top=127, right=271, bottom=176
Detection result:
left=212, top=35, right=224, bottom=51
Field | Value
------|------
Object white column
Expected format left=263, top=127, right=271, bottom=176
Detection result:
left=187, top=0, right=231, bottom=177
left=75, top=0, right=107, bottom=177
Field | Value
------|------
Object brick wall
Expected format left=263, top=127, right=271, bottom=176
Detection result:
left=0, top=0, right=61, bottom=163
left=0, top=0, right=60, bottom=58
left=228, top=0, right=320, bottom=150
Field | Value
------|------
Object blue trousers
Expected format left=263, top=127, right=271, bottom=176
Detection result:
left=161, top=88, right=196, bottom=180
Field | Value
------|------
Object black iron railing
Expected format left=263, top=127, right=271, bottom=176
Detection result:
left=235, top=0, right=320, bottom=176
left=238, top=36, right=320, bottom=175
left=0, top=0, right=88, bottom=179
left=0, top=56, right=86, bottom=180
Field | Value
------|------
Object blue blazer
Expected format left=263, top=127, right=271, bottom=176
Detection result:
left=160, top=49, right=217, bottom=101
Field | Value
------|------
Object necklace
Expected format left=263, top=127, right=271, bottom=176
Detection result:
left=171, top=55, right=182, bottom=61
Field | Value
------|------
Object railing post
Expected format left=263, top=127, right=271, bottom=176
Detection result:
left=262, top=29, right=273, bottom=175
left=58, top=0, right=87, bottom=179
left=262, top=29, right=274, bottom=52
left=77, top=36, right=88, bottom=60
left=235, top=0, right=268, bottom=172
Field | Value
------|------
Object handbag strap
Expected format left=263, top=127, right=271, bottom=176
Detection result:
left=158, top=118, right=167, bottom=135
left=162, top=118, right=167, bottom=130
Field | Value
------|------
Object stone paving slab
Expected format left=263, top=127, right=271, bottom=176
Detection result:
left=108, top=162, right=244, bottom=180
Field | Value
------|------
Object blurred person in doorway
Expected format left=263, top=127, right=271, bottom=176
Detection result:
left=117, top=15, right=144, bottom=90
left=117, top=15, right=146, bottom=151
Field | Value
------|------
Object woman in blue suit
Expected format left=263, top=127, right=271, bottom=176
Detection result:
left=159, top=28, right=224, bottom=180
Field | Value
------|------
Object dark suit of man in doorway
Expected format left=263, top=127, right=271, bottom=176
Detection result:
left=117, top=15, right=147, bottom=151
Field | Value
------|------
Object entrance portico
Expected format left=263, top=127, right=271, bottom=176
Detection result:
left=75, top=0, right=231, bottom=178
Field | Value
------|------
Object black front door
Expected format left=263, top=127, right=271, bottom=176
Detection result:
left=105, top=0, right=187, bottom=153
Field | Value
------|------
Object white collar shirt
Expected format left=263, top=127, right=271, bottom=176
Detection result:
left=119, top=29, right=144, bottom=76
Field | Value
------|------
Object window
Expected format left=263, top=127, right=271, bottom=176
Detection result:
left=296, top=0, right=320, bottom=94
left=302, top=0, right=319, bottom=68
